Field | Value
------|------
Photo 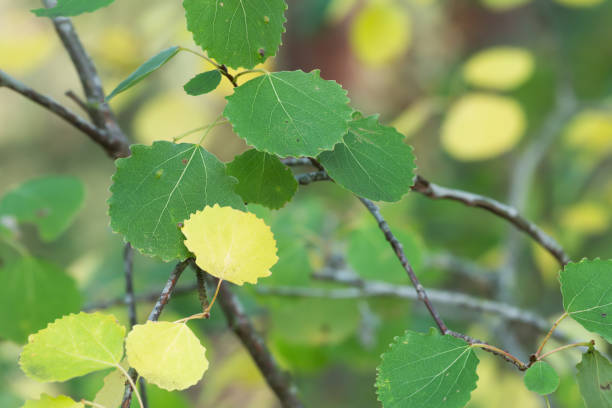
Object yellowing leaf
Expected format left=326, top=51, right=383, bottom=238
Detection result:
left=182, top=205, right=278, bottom=285
left=350, top=1, right=412, bottom=66
left=390, top=98, right=439, bottom=139
left=0, top=11, right=54, bottom=73
left=554, top=0, right=604, bottom=7
left=126, top=321, right=208, bottom=391
left=93, top=365, right=128, bottom=408
left=23, top=394, right=84, bottom=408
left=479, top=0, right=532, bottom=12
left=462, top=47, right=534, bottom=91
left=441, top=93, right=526, bottom=161
left=560, top=202, right=610, bottom=235
left=564, top=110, right=612, bottom=161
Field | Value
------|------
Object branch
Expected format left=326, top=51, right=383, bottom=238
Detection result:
left=42, top=0, right=130, bottom=158
left=412, top=175, right=570, bottom=266
left=0, top=70, right=112, bottom=150
left=295, top=171, right=331, bottom=185
left=121, top=260, right=189, bottom=408
left=203, top=272, right=304, bottom=408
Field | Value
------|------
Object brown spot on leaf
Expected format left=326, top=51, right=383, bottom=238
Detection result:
left=182, top=158, right=189, bottom=165
left=36, top=208, right=50, bottom=218
left=600, top=383, right=611, bottom=390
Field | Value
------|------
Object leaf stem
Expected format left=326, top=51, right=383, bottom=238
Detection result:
left=116, top=364, right=144, bottom=408
left=470, top=343, right=528, bottom=370
left=234, top=69, right=267, bottom=83
left=535, top=312, right=568, bottom=358
left=0, top=235, right=28, bottom=256
left=172, top=119, right=228, bottom=143
left=538, top=340, right=594, bottom=361
left=174, top=278, right=223, bottom=323
left=82, top=400, right=107, bottom=408
left=179, top=47, right=220, bottom=69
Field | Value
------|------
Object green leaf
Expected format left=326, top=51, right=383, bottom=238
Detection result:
left=183, top=0, right=287, bottom=69
left=0, top=257, right=82, bottom=344
left=318, top=113, right=416, bottom=202
left=32, top=0, right=114, bottom=17
left=224, top=70, right=353, bottom=157
left=22, top=394, right=84, bottom=408
left=347, top=225, right=424, bottom=284
left=376, top=330, right=479, bottom=408
left=20, top=312, right=125, bottom=382
left=227, top=149, right=297, bottom=209
left=523, top=361, right=560, bottom=395
left=106, top=46, right=180, bottom=101
left=576, top=350, right=612, bottom=408
left=183, top=70, right=222, bottom=96
left=109, top=141, right=245, bottom=261
left=126, top=321, right=208, bottom=391
left=94, top=364, right=128, bottom=408
left=560, top=259, right=612, bottom=342
left=0, top=176, right=84, bottom=242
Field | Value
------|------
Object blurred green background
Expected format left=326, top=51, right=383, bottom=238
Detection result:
left=1, top=0, right=612, bottom=406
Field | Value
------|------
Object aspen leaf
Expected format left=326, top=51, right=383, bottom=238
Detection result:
left=32, top=0, right=114, bottom=17
left=20, top=312, right=125, bottom=382
left=182, top=204, right=278, bottom=285
left=462, top=47, right=534, bottom=91
left=22, top=394, right=84, bottom=408
left=126, top=321, right=208, bottom=391
left=93, top=364, right=128, bottom=408
left=523, top=361, right=560, bottom=395
left=441, top=93, right=526, bottom=161
left=183, top=70, right=222, bottom=96
left=576, top=350, right=612, bottom=408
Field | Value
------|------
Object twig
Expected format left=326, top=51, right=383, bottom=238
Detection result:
left=412, top=175, right=570, bottom=266
left=65, top=90, right=89, bottom=112
left=281, top=157, right=312, bottom=166
left=42, top=0, right=130, bottom=158
left=471, top=343, right=527, bottom=370
left=121, top=260, right=189, bottom=408
left=295, top=171, right=331, bottom=185
left=0, top=70, right=111, bottom=150
left=83, top=283, right=198, bottom=312
left=203, top=272, right=304, bottom=408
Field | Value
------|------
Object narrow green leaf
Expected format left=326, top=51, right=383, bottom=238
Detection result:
left=0, top=176, right=84, bottom=242
left=183, top=70, right=222, bottom=96
left=126, top=321, right=208, bottom=391
left=227, top=149, right=297, bottom=209
left=109, top=141, right=244, bottom=261
left=23, top=394, right=84, bottom=408
left=376, top=330, right=479, bottom=408
left=32, top=0, right=114, bottom=17
left=576, top=350, right=612, bottom=408
left=106, top=46, right=180, bottom=101
left=20, top=312, right=125, bottom=382
left=523, top=361, right=560, bottom=395
left=560, top=259, right=612, bottom=342
left=318, top=113, right=416, bottom=202
left=0, top=257, right=82, bottom=344
left=184, top=0, right=287, bottom=69
left=224, top=70, right=353, bottom=157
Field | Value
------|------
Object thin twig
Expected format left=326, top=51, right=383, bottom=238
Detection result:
left=281, top=157, right=312, bottom=166
left=412, top=175, right=570, bottom=266
left=65, top=90, right=89, bottom=112
left=470, top=343, right=527, bottom=370
left=295, top=171, right=331, bottom=185
left=203, top=272, right=304, bottom=408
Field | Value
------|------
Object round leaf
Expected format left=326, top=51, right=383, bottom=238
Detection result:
left=183, top=70, right=222, bottom=96
left=376, top=330, right=479, bottom=408
left=0, top=176, right=84, bottom=242
left=226, top=149, right=297, bottom=209
left=0, top=257, right=82, bottom=344
left=318, top=113, right=416, bottom=202
left=23, top=394, right=84, bottom=408
left=183, top=0, right=287, bottom=69
left=20, top=312, right=126, bottom=382
left=109, top=141, right=244, bottom=261
left=523, top=361, right=560, bottom=395
left=561, top=259, right=612, bottom=343
left=182, top=204, right=278, bottom=285
left=576, top=350, right=612, bottom=408
left=94, top=367, right=127, bottom=408
left=462, top=47, right=534, bottom=91
left=441, top=93, right=526, bottom=161
left=126, top=321, right=208, bottom=391
left=224, top=70, right=353, bottom=157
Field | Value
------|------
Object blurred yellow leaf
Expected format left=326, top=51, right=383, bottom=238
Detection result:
left=132, top=91, right=215, bottom=145
left=479, top=0, right=532, bottom=11
left=326, top=0, right=359, bottom=23
left=182, top=205, right=278, bottom=285
left=0, top=11, right=54, bottom=73
left=95, top=26, right=142, bottom=69
left=564, top=110, right=612, bottom=160
left=532, top=239, right=561, bottom=285
left=553, top=0, right=605, bottom=7
left=350, top=0, right=412, bottom=67
left=463, top=47, right=534, bottom=91
left=441, top=93, right=526, bottom=161
left=22, top=394, right=83, bottom=408
left=390, top=98, right=439, bottom=139
left=560, top=202, right=610, bottom=235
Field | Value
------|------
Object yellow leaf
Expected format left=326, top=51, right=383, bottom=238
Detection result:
left=349, top=1, right=412, bottom=67
left=0, top=11, right=54, bottom=73
left=441, top=93, right=526, bottom=161
left=462, top=47, right=534, bottom=91
left=182, top=205, right=278, bottom=285
left=560, top=202, right=610, bottom=235
left=22, top=394, right=83, bottom=408
left=553, top=0, right=604, bottom=7
left=564, top=110, right=612, bottom=160
left=126, top=321, right=208, bottom=391
left=93, top=363, right=128, bottom=408
left=390, top=98, right=439, bottom=139
left=479, top=0, right=532, bottom=12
